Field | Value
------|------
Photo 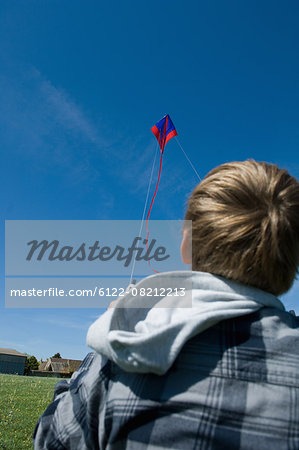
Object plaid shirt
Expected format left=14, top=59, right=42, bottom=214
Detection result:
left=34, top=307, right=299, bottom=449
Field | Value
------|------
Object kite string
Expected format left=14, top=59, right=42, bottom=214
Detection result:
left=145, top=149, right=164, bottom=274
left=145, top=150, right=163, bottom=235
left=144, top=117, right=169, bottom=274
left=129, top=142, right=159, bottom=285
left=130, top=127, right=200, bottom=283
left=175, top=136, right=201, bottom=181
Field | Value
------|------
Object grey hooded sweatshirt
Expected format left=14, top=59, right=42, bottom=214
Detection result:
left=34, top=271, right=299, bottom=450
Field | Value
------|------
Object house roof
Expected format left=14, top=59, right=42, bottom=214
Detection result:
left=39, top=357, right=82, bottom=373
left=38, top=361, right=48, bottom=371
left=0, top=348, right=27, bottom=357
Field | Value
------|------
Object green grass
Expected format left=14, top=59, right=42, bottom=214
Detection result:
left=0, top=374, right=59, bottom=449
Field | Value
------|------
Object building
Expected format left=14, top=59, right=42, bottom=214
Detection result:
left=32, top=357, right=82, bottom=378
left=0, top=348, right=27, bottom=375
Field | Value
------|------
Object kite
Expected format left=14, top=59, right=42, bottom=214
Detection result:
left=145, top=114, right=177, bottom=272
left=151, top=114, right=178, bottom=153
left=129, top=114, right=200, bottom=281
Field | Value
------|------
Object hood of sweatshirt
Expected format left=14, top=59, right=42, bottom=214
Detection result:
left=86, top=271, right=284, bottom=375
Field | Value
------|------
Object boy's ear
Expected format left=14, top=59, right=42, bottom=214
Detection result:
left=181, top=229, right=191, bottom=265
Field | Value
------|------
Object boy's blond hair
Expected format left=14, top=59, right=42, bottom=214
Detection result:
left=185, top=160, right=299, bottom=296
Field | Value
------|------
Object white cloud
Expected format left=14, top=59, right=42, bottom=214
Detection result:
left=33, top=317, right=91, bottom=331
left=0, top=65, right=108, bottom=183
left=0, top=340, right=26, bottom=350
left=0, top=64, right=193, bottom=215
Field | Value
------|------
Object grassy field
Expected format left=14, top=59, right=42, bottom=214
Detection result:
left=0, top=373, right=59, bottom=449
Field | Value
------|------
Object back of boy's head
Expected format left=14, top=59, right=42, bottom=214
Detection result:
left=185, top=160, right=299, bottom=296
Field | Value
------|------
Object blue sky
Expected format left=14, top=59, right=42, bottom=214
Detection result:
left=1, top=0, right=299, bottom=360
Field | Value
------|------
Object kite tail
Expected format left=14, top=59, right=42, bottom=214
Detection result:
left=145, top=149, right=164, bottom=273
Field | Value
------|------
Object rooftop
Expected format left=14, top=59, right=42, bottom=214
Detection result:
left=0, top=348, right=27, bottom=357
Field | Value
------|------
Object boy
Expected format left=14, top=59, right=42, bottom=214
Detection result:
left=34, top=160, right=299, bottom=449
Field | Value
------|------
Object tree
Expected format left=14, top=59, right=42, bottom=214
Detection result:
left=24, top=355, right=39, bottom=375
left=52, top=353, right=62, bottom=359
